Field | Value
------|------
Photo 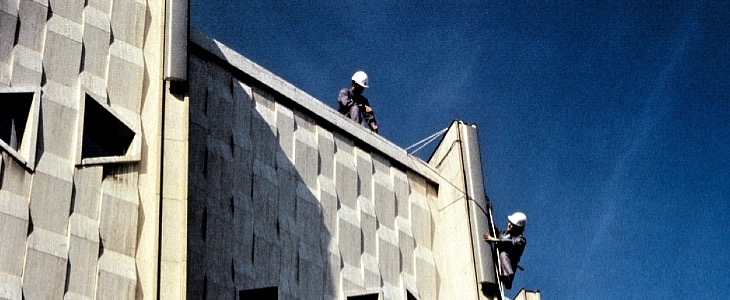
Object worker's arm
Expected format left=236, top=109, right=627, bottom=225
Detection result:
left=483, top=231, right=499, bottom=242
left=483, top=231, right=523, bottom=244
left=363, top=105, right=378, bottom=132
left=338, top=88, right=354, bottom=111
left=360, top=97, right=378, bottom=133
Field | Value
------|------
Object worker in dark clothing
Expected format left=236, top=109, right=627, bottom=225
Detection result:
left=483, top=212, right=527, bottom=290
left=338, top=71, right=378, bottom=133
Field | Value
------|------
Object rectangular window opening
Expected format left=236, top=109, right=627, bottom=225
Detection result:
left=239, top=286, right=278, bottom=300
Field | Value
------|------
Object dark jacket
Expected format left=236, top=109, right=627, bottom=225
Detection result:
left=338, top=88, right=377, bottom=131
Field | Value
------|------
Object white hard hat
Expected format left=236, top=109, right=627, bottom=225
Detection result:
left=351, top=71, right=369, bottom=88
left=508, top=212, right=527, bottom=228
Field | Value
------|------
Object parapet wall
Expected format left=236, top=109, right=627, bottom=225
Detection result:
left=187, top=29, right=445, bottom=299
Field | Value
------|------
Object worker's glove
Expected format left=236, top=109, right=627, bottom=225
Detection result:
left=370, top=123, right=379, bottom=133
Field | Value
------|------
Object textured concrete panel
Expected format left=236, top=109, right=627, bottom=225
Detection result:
left=0, top=272, right=22, bottom=300
left=188, top=57, right=209, bottom=127
left=415, top=248, right=440, bottom=300
left=377, top=227, right=400, bottom=285
left=277, top=169, right=296, bottom=230
left=394, top=170, right=409, bottom=219
left=252, top=159, right=278, bottom=237
left=87, top=0, right=111, bottom=12
left=251, top=115, right=277, bottom=168
left=372, top=152, right=391, bottom=175
left=337, top=207, right=361, bottom=268
left=318, top=176, right=337, bottom=237
left=43, top=79, right=80, bottom=111
left=0, top=0, right=19, bottom=14
left=341, top=264, right=364, bottom=293
left=359, top=196, right=376, bottom=257
left=203, top=279, right=231, bottom=300
left=323, top=243, right=341, bottom=299
left=295, top=182, right=321, bottom=247
left=97, top=250, right=137, bottom=299
left=298, top=243, right=324, bottom=300
left=276, top=105, right=294, bottom=170
left=185, top=247, right=205, bottom=299
left=362, top=253, right=380, bottom=289
left=204, top=58, right=232, bottom=96
left=294, top=134, right=318, bottom=189
left=186, top=186, right=205, bottom=254
left=188, top=123, right=206, bottom=190
left=81, top=14, right=111, bottom=78
left=410, top=175, right=433, bottom=249
left=99, top=193, right=139, bottom=256
left=252, top=85, right=275, bottom=112
left=397, top=217, right=415, bottom=276
left=107, top=51, right=143, bottom=113
left=11, top=45, right=42, bottom=86
left=232, top=146, right=253, bottom=201
left=203, top=203, right=233, bottom=286
left=39, top=99, right=78, bottom=159
left=317, top=128, right=334, bottom=179
left=110, top=0, right=145, bottom=47
left=29, top=170, right=73, bottom=235
left=67, top=214, right=100, bottom=298
left=43, top=16, right=83, bottom=87
left=206, top=89, right=233, bottom=145
left=374, top=181, right=396, bottom=231
left=1, top=152, right=32, bottom=197
left=0, top=192, right=28, bottom=276
left=355, top=149, right=373, bottom=201
left=49, top=0, right=84, bottom=23
left=278, top=226, right=298, bottom=298
left=79, top=72, right=106, bottom=104
left=72, top=165, right=103, bottom=220
left=24, top=229, right=68, bottom=300
left=232, top=80, right=253, bottom=151
left=232, top=194, right=254, bottom=280
left=0, top=10, right=16, bottom=67
left=252, top=234, right=281, bottom=287
left=17, top=0, right=47, bottom=52
left=0, top=61, right=8, bottom=87
left=293, top=110, right=315, bottom=133
left=334, top=149, right=357, bottom=210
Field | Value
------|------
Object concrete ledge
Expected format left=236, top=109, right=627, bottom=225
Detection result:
left=190, top=28, right=441, bottom=187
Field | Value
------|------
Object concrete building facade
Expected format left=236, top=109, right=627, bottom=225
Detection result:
left=0, top=2, right=518, bottom=299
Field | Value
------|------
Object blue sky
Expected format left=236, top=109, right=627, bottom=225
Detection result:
left=191, top=1, right=730, bottom=298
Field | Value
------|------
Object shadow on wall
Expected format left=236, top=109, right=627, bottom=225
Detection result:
left=186, top=46, right=335, bottom=299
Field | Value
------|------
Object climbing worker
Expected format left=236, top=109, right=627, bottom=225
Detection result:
left=483, top=212, right=527, bottom=290
left=338, top=71, right=379, bottom=133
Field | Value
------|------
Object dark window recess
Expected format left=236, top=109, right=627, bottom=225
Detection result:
left=348, top=293, right=379, bottom=300
left=407, top=290, right=418, bottom=300
left=239, top=286, right=278, bottom=300
left=81, top=96, right=134, bottom=158
left=0, top=92, right=33, bottom=150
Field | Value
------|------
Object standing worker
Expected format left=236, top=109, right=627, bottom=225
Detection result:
left=483, top=212, right=527, bottom=290
left=338, top=71, right=379, bottom=133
